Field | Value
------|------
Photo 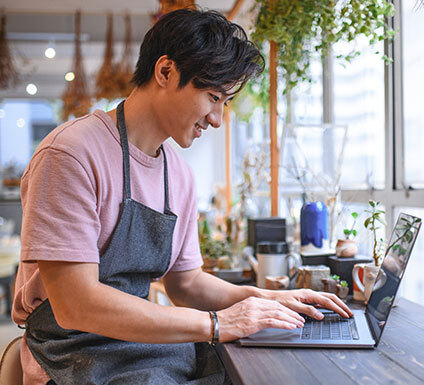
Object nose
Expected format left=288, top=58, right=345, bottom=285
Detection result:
left=206, top=105, right=223, bottom=128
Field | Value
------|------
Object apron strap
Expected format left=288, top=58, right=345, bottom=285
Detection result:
left=117, top=101, right=132, bottom=200
left=117, top=100, right=171, bottom=212
left=160, top=145, right=171, bottom=212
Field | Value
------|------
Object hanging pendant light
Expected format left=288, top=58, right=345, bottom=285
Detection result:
left=61, top=11, right=91, bottom=121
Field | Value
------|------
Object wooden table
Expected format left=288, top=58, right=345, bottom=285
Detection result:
left=217, top=298, right=424, bottom=385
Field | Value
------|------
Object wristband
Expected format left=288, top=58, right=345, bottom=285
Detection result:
left=208, top=311, right=219, bottom=346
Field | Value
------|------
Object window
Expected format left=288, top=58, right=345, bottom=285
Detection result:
left=402, top=0, right=424, bottom=188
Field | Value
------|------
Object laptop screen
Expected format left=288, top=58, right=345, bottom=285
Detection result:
left=366, top=213, right=421, bottom=344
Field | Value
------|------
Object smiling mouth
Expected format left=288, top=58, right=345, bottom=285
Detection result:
left=195, top=123, right=206, bottom=137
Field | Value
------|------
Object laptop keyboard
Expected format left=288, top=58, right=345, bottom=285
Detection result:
left=301, top=314, right=359, bottom=340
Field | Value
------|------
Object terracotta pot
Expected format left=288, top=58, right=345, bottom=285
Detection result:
left=335, top=239, right=358, bottom=258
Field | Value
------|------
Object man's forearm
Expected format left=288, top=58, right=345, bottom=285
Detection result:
left=165, top=269, right=263, bottom=310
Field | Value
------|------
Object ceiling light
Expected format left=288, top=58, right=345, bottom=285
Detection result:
left=45, top=40, right=56, bottom=59
left=17, top=118, right=26, bottom=128
left=65, top=72, right=75, bottom=82
left=0, top=109, right=5, bottom=119
left=45, top=47, right=56, bottom=59
left=26, top=83, right=38, bottom=95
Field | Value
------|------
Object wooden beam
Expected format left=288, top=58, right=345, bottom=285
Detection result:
left=222, top=0, right=244, bottom=218
left=227, top=0, right=246, bottom=21
left=269, top=40, right=279, bottom=216
left=224, top=107, right=232, bottom=216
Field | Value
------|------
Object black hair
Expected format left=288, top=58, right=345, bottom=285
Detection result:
left=132, top=8, right=264, bottom=93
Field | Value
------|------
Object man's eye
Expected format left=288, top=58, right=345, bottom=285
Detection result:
left=209, top=93, right=219, bottom=102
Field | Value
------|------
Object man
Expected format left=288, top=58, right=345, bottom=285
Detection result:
left=12, top=8, right=352, bottom=385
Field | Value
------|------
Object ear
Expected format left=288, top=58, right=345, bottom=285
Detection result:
left=154, top=55, right=178, bottom=88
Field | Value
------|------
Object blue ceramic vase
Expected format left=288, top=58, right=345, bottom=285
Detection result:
left=300, top=202, right=328, bottom=249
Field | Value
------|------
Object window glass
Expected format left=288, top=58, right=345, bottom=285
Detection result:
left=394, top=207, right=424, bottom=306
left=402, top=0, right=424, bottom=188
left=333, top=37, right=385, bottom=189
left=0, top=99, right=58, bottom=197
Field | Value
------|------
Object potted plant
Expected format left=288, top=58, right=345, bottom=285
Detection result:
left=336, top=280, right=349, bottom=301
left=198, top=217, right=232, bottom=270
left=335, top=211, right=359, bottom=257
left=364, top=201, right=386, bottom=266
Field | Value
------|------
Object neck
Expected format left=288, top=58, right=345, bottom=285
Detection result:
left=107, top=86, right=168, bottom=157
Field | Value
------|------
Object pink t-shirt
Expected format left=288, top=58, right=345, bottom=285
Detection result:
left=12, top=110, right=203, bottom=385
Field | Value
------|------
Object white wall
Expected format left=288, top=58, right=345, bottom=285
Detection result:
left=169, top=124, right=226, bottom=211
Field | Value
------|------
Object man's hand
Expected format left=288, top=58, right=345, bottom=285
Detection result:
left=216, top=296, right=305, bottom=342
left=263, top=288, right=354, bottom=320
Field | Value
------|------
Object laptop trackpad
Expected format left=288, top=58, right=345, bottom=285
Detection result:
left=245, top=328, right=301, bottom=342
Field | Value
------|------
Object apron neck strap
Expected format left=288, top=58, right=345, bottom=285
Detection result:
left=117, top=101, right=132, bottom=200
left=116, top=100, right=171, bottom=212
left=160, top=144, right=171, bottom=213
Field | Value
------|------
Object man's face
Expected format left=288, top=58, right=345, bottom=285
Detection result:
left=160, top=78, right=235, bottom=148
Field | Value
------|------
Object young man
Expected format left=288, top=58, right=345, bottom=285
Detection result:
left=12, top=9, right=352, bottom=385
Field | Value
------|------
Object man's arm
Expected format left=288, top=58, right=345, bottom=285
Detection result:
left=38, top=261, right=211, bottom=344
left=164, top=268, right=354, bottom=341
left=38, top=261, right=304, bottom=344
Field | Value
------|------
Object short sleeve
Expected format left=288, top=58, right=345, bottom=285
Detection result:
left=20, top=148, right=101, bottom=263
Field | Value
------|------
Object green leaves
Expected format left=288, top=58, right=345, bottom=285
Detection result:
left=251, top=0, right=396, bottom=93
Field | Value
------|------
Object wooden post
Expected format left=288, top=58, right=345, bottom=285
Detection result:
left=269, top=40, right=279, bottom=216
left=224, top=107, right=232, bottom=216
left=224, top=0, right=245, bottom=217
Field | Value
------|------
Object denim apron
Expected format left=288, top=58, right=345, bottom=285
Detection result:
left=24, top=101, right=227, bottom=385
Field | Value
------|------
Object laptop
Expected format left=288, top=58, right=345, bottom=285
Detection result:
left=238, top=213, right=422, bottom=349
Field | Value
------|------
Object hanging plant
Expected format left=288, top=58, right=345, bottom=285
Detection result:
left=251, top=0, right=395, bottom=94
left=115, top=14, right=134, bottom=98
left=61, top=11, right=91, bottom=121
left=0, top=13, right=19, bottom=90
left=94, top=14, right=120, bottom=101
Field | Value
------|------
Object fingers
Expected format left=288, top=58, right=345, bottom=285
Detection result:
left=281, top=289, right=354, bottom=319
left=286, top=302, right=325, bottom=320
left=255, top=298, right=304, bottom=327
left=317, top=292, right=354, bottom=317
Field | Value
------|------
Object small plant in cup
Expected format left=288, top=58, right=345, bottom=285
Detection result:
left=343, top=212, right=359, bottom=240
left=364, top=201, right=386, bottom=266
left=336, top=211, right=360, bottom=258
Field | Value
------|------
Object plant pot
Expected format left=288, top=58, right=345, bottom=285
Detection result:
left=336, top=284, right=349, bottom=300
left=335, top=239, right=358, bottom=258
left=321, top=277, right=338, bottom=294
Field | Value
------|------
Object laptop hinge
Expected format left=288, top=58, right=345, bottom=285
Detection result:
left=365, top=309, right=378, bottom=345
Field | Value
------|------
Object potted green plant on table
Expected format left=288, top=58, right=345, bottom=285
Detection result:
left=336, top=211, right=359, bottom=257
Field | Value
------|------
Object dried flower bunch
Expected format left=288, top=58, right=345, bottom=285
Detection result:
left=115, top=14, right=134, bottom=99
left=0, top=13, right=19, bottom=90
left=61, top=11, right=91, bottom=120
left=152, top=0, right=196, bottom=23
left=95, top=14, right=120, bottom=101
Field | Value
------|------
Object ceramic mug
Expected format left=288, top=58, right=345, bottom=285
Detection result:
left=248, top=242, right=302, bottom=288
left=353, top=262, right=386, bottom=303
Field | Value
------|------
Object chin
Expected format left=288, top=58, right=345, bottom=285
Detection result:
left=174, top=137, right=194, bottom=149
